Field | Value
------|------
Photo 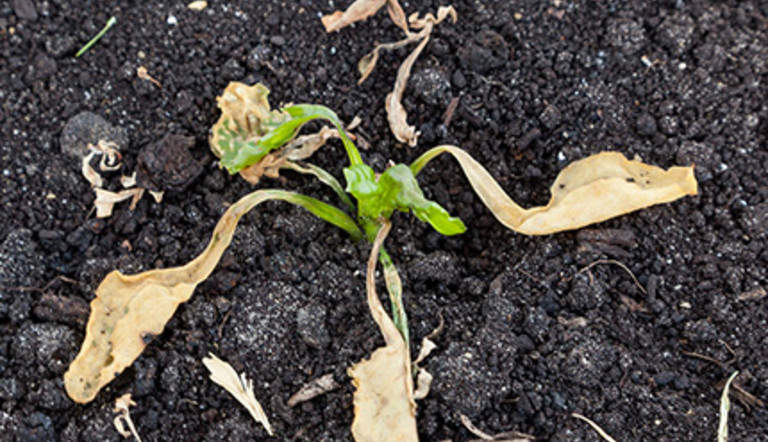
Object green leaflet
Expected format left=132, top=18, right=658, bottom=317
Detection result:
left=345, top=163, right=466, bottom=240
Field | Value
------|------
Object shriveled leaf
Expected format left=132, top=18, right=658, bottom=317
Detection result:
left=357, top=28, right=422, bottom=84
left=94, top=188, right=145, bottom=218
left=349, top=221, right=417, bottom=442
left=287, top=373, right=340, bottom=407
left=239, top=126, right=342, bottom=185
left=321, top=0, right=384, bottom=33
left=203, top=353, right=273, bottom=436
left=411, top=147, right=698, bottom=235
left=65, top=190, right=361, bottom=404
left=81, top=152, right=104, bottom=188
left=385, top=7, right=457, bottom=146
left=209, top=82, right=291, bottom=170
left=113, top=393, right=143, bottom=442
left=718, top=371, right=739, bottom=442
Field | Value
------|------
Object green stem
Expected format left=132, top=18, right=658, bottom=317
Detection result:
left=76, top=16, right=117, bottom=58
left=379, top=247, right=409, bottom=347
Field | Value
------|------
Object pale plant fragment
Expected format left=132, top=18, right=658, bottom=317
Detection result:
left=718, top=371, right=739, bottom=442
left=385, top=7, right=456, bottom=146
left=202, top=353, right=273, bottom=436
left=94, top=188, right=145, bottom=218
left=412, top=316, right=442, bottom=400
left=82, top=152, right=104, bottom=188
left=411, top=147, right=698, bottom=235
left=321, top=0, right=409, bottom=35
left=460, top=414, right=534, bottom=441
left=136, top=66, right=162, bottom=88
left=113, top=393, right=143, bottom=442
left=287, top=373, right=340, bottom=407
left=187, top=0, right=207, bottom=11
left=348, top=220, right=418, bottom=441
left=65, top=189, right=360, bottom=403
left=571, top=413, right=618, bottom=442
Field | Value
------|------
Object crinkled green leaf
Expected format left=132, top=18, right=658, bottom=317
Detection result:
left=221, top=104, right=363, bottom=174
left=344, top=163, right=466, bottom=239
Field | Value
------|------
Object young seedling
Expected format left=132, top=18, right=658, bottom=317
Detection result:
left=66, top=82, right=698, bottom=441
left=76, top=16, right=117, bottom=57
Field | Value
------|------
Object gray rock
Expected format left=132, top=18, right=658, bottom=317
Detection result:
left=410, top=69, right=452, bottom=107
left=12, top=0, right=38, bottom=21
left=60, top=111, right=129, bottom=158
left=296, top=302, right=330, bottom=348
left=33, top=54, right=57, bottom=80
left=635, top=112, right=658, bottom=137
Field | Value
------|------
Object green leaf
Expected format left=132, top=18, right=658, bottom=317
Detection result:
left=219, top=104, right=363, bottom=174
left=344, top=163, right=466, bottom=238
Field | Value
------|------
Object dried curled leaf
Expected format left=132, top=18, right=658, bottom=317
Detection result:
left=411, top=147, right=698, bottom=235
left=239, top=126, right=340, bottom=185
left=209, top=82, right=290, bottom=161
left=65, top=190, right=361, bottom=404
left=348, top=221, right=418, bottom=442
left=203, top=354, right=273, bottom=436
left=321, top=0, right=408, bottom=34
left=94, top=188, right=145, bottom=218
left=382, top=6, right=456, bottom=146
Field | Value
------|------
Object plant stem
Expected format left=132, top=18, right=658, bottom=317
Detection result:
left=76, top=16, right=117, bottom=58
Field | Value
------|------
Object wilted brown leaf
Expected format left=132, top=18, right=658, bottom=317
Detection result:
left=412, top=148, right=698, bottom=235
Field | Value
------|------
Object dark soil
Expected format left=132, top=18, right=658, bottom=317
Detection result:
left=1, top=0, right=767, bottom=440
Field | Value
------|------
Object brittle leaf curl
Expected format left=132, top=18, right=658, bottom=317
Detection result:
left=411, top=146, right=698, bottom=235
left=65, top=190, right=361, bottom=404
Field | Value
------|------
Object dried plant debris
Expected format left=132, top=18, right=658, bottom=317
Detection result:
left=571, top=413, right=618, bottom=442
left=322, top=2, right=456, bottom=146
left=321, top=0, right=408, bottom=34
left=203, top=353, right=273, bottom=436
left=348, top=221, right=418, bottom=441
left=718, top=371, right=739, bottom=442
left=113, top=393, right=143, bottom=442
left=287, top=373, right=340, bottom=407
left=411, top=148, right=698, bottom=235
left=384, top=7, right=456, bottom=146
left=65, top=190, right=360, bottom=403
left=460, top=414, right=534, bottom=441
left=187, top=1, right=207, bottom=11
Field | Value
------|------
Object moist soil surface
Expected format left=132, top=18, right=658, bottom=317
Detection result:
left=1, top=0, right=767, bottom=440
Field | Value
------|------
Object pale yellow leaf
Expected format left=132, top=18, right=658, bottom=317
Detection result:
left=718, top=371, right=739, bottom=442
left=65, top=190, right=311, bottom=403
left=348, top=221, right=418, bottom=442
left=203, top=353, right=273, bottom=436
left=412, top=147, right=698, bottom=235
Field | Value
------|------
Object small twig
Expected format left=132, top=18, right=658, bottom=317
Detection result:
left=76, top=16, right=117, bottom=58
left=681, top=350, right=726, bottom=369
left=571, top=413, right=618, bottom=442
left=442, top=96, right=461, bottom=127
left=576, top=259, right=647, bottom=295
left=0, top=275, right=79, bottom=293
